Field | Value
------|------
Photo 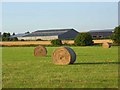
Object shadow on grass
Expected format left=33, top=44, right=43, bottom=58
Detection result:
left=73, top=62, right=120, bottom=65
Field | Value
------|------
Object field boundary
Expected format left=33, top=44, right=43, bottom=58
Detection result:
left=0, top=39, right=113, bottom=46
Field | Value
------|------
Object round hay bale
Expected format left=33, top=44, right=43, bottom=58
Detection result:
left=102, top=42, right=111, bottom=48
left=34, top=45, right=47, bottom=56
left=52, top=46, right=76, bottom=65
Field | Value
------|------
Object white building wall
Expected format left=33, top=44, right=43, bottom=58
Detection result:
left=17, top=36, right=58, bottom=40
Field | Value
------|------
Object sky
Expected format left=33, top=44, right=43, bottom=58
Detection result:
left=1, top=2, right=118, bottom=34
left=118, top=2, right=120, bottom=25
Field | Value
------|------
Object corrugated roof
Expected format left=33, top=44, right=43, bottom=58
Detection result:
left=10, top=33, right=29, bottom=38
left=24, top=29, right=75, bottom=37
left=34, top=29, right=73, bottom=32
left=11, top=28, right=76, bottom=37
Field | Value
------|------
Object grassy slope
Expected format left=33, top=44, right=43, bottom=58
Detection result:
left=2, top=46, right=118, bottom=88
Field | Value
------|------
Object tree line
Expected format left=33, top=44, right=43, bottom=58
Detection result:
left=0, top=31, right=30, bottom=41
left=0, top=32, right=18, bottom=41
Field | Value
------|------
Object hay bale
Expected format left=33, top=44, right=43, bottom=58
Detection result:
left=102, top=42, right=111, bottom=48
left=52, top=46, right=76, bottom=65
left=34, top=45, right=47, bottom=56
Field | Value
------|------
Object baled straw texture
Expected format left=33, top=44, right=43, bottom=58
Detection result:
left=52, top=46, right=76, bottom=65
left=34, top=45, right=47, bottom=56
left=102, top=42, right=111, bottom=48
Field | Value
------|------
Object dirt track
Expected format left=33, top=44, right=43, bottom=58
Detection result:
left=0, top=39, right=113, bottom=46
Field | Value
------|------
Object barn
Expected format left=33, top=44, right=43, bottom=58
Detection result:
left=89, top=29, right=114, bottom=39
left=12, top=29, right=79, bottom=40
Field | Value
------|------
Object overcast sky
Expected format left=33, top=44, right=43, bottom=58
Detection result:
left=1, top=2, right=118, bottom=33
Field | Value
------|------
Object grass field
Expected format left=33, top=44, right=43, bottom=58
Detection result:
left=2, top=46, right=119, bottom=88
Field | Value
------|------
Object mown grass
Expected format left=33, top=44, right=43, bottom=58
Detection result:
left=2, top=46, right=119, bottom=88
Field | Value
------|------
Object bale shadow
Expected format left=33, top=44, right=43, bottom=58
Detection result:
left=73, top=62, right=120, bottom=65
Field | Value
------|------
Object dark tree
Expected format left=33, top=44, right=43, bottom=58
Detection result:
left=25, top=31, right=30, bottom=34
left=111, top=25, right=120, bottom=45
left=12, top=33, right=15, bottom=36
left=2, top=32, right=10, bottom=37
left=51, top=39, right=62, bottom=46
left=2, top=32, right=11, bottom=41
left=74, top=32, right=93, bottom=46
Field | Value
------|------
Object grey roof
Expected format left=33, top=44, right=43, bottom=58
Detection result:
left=10, top=33, right=29, bottom=38
left=11, top=28, right=77, bottom=37
left=34, top=29, right=72, bottom=32
left=89, top=29, right=114, bottom=33
left=24, top=28, right=76, bottom=37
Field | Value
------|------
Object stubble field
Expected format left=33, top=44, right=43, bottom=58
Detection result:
left=0, top=39, right=113, bottom=46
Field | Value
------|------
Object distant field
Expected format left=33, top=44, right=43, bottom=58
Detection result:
left=0, top=39, right=113, bottom=46
left=2, top=46, right=118, bottom=88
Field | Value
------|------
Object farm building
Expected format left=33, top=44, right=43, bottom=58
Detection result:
left=89, top=29, right=114, bottom=38
left=11, top=29, right=79, bottom=40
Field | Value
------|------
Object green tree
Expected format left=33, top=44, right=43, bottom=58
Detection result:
left=25, top=31, right=30, bottom=34
left=10, top=37, right=18, bottom=41
left=74, top=32, right=93, bottom=46
left=12, top=33, right=15, bottom=36
left=2, top=32, right=11, bottom=41
left=51, top=39, right=62, bottom=46
left=2, top=32, right=10, bottom=37
left=111, top=25, right=120, bottom=45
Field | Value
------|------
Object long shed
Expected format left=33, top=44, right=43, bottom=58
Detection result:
left=12, top=29, right=79, bottom=40
left=89, top=29, right=114, bottom=39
